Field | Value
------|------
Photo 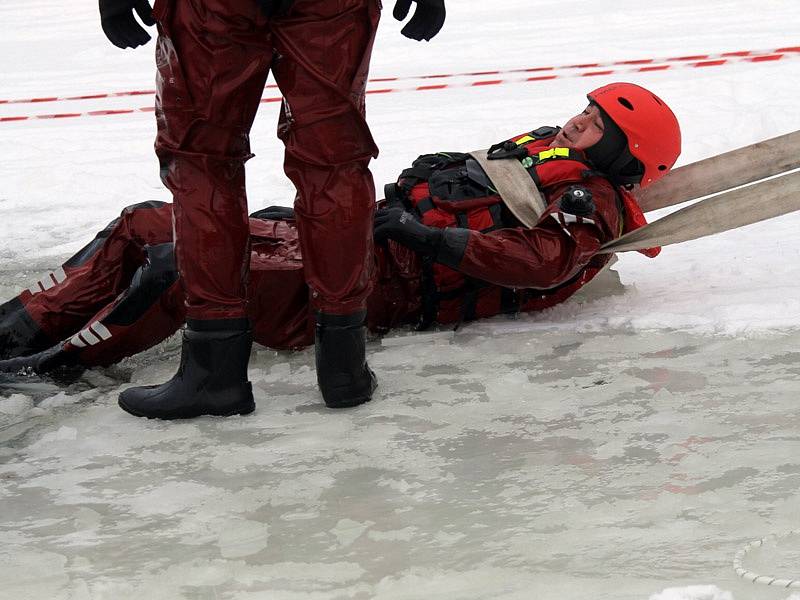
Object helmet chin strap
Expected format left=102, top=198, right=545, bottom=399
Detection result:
left=584, top=104, right=643, bottom=186
left=606, top=152, right=645, bottom=187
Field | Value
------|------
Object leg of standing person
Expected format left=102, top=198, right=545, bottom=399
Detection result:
left=270, top=0, right=381, bottom=408
left=117, top=0, right=275, bottom=419
left=95, top=0, right=447, bottom=415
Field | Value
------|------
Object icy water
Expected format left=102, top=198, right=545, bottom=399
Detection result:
left=3, top=323, right=800, bottom=600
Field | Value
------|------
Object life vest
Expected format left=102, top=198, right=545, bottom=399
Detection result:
left=386, top=127, right=657, bottom=329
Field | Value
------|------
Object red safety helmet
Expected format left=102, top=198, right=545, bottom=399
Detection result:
left=587, top=82, right=681, bottom=188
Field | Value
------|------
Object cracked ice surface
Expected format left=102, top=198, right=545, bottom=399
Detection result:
left=3, top=326, right=800, bottom=600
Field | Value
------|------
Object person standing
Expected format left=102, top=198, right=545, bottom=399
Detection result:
left=96, top=0, right=447, bottom=418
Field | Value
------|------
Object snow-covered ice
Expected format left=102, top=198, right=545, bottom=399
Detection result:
left=3, top=1, right=800, bottom=599
left=5, top=328, right=800, bottom=599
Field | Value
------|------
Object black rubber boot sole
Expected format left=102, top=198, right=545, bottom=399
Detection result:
left=116, top=324, right=255, bottom=420
left=323, top=365, right=378, bottom=408
left=118, top=383, right=255, bottom=420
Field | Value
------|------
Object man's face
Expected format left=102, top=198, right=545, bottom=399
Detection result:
left=550, top=104, right=605, bottom=150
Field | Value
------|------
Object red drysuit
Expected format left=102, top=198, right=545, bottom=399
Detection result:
left=3, top=130, right=657, bottom=368
left=153, top=0, right=380, bottom=320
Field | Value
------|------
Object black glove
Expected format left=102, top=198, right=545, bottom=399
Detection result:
left=393, top=0, right=446, bottom=41
left=99, top=0, right=156, bottom=49
left=374, top=208, right=442, bottom=255
left=257, top=0, right=294, bottom=19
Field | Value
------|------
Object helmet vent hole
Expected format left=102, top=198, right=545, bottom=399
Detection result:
left=651, top=93, right=663, bottom=105
left=658, top=165, right=667, bottom=171
left=617, top=97, right=634, bottom=111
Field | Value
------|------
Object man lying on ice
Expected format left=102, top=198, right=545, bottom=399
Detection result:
left=0, top=82, right=681, bottom=418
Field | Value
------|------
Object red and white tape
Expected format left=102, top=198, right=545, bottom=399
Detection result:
left=332, top=45, right=800, bottom=85
left=362, top=50, right=796, bottom=94
left=2, top=46, right=798, bottom=123
left=3, top=45, right=798, bottom=106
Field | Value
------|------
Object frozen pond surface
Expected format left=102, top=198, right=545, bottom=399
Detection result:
left=3, top=320, right=800, bottom=600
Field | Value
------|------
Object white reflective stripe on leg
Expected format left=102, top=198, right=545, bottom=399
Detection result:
left=89, top=321, right=112, bottom=341
left=26, top=269, right=67, bottom=295
left=52, top=267, right=67, bottom=284
left=70, top=333, right=87, bottom=348
left=79, top=328, right=102, bottom=346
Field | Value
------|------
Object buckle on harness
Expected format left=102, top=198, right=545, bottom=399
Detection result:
left=487, top=141, right=529, bottom=161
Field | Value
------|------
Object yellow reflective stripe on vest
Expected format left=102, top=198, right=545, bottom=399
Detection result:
left=514, top=135, right=535, bottom=145
left=537, top=147, right=570, bottom=160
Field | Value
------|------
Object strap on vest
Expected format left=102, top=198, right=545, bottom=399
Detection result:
left=384, top=183, right=404, bottom=207
left=469, top=148, right=548, bottom=228
left=416, top=197, right=435, bottom=214
left=418, top=256, right=439, bottom=331
left=500, top=287, right=520, bottom=315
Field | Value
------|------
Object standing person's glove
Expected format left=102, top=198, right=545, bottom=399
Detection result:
left=393, top=0, right=446, bottom=41
left=374, top=208, right=442, bottom=255
left=99, top=0, right=156, bottom=49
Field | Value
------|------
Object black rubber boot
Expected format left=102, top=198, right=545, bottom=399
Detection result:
left=0, top=297, right=52, bottom=360
left=0, top=341, right=76, bottom=374
left=315, top=310, right=377, bottom=408
left=118, top=319, right=255, bottom=420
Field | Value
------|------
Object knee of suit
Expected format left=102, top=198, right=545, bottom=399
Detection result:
left=64, top=202, right=167, bottom=270
left=280, top=108, right=378, bottom=168
left=289, top=163, right=376, bottom=223
left=118, top=200, right=172, bottom=239
left=156, top=119, right=255, bottom=165
left=121, top=200, right=168, bottom=218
